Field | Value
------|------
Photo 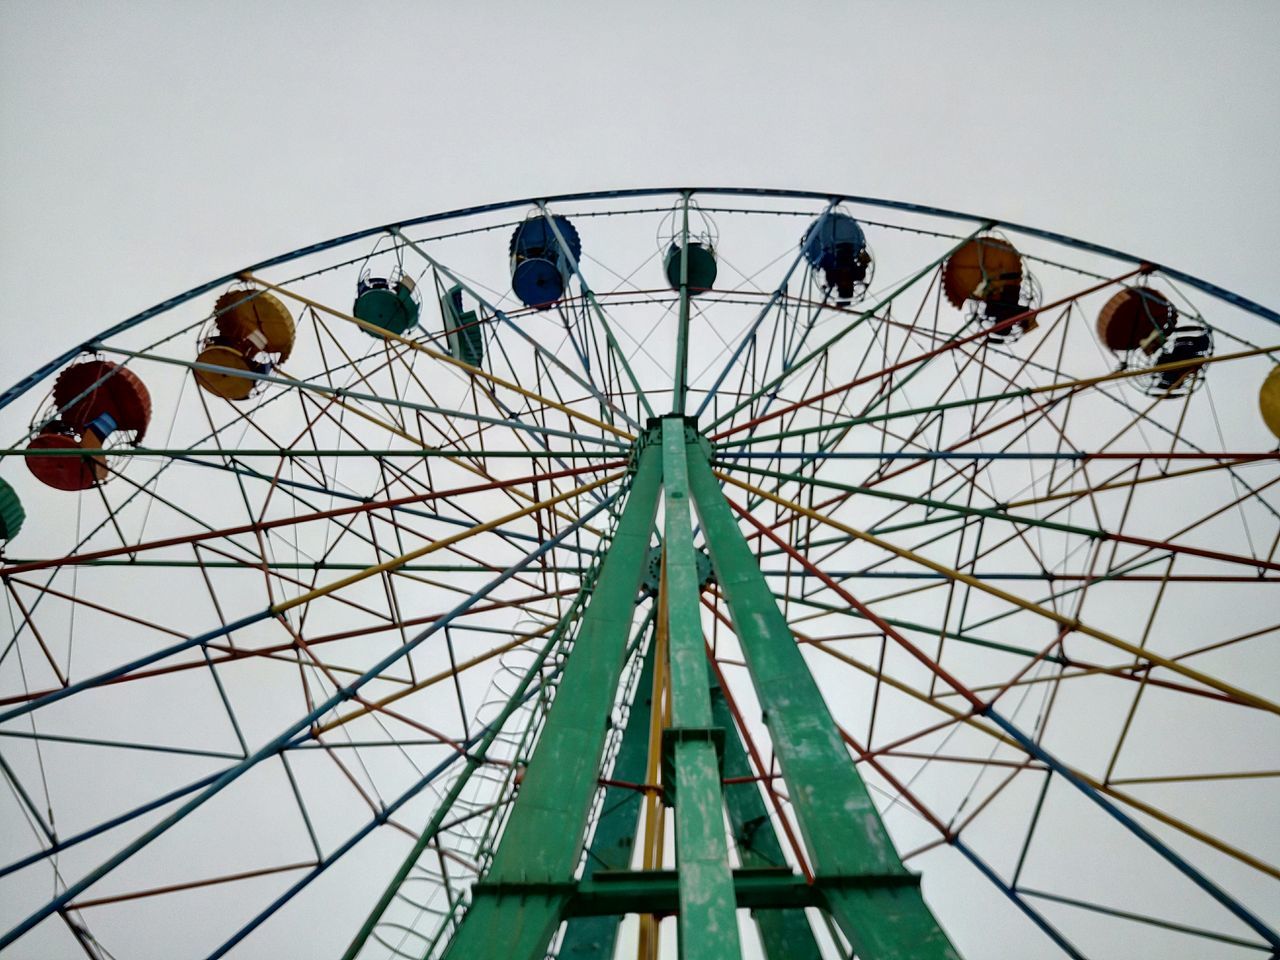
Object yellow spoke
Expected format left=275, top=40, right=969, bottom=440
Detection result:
left=273, top=471, right=620, bottom=614
left=1005, top=457, right=1275, bottom=509
left=1109, top=770, right=1280, bottom=786
left=722, top=470, right=1280, bottom=716
left=274, top=366, right=599, bottom=535
left=243, top=272, right=634, bottom=441
left=803, top=637, right=1280, bottom=881
left=314, top=623, right=556, bottom=735
left=1022, top=342, right=1279, bottom=399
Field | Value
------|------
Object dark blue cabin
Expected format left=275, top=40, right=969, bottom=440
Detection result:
left=509, top=215, right=581, bottom=309
left=801, top=213, right=873, bottom=305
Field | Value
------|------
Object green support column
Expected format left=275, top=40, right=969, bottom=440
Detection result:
left=661, top=417, right=742, bottom=958
left=443, top=446, right=662, bottom=960
left=672, top=193, right=693, bottom=415
left=559, top=640, right=656, bottom=958
left=684, top=434, right=962, bottom=960
left=709, top=681, right=823, bottom=960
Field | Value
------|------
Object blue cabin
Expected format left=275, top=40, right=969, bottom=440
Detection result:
left=801, top=213, right=872, bottom=304
left=509, top=215, right=581, bottom=309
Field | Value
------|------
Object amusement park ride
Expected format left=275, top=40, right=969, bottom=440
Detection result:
left=0, top=188, right=1278, bottom=958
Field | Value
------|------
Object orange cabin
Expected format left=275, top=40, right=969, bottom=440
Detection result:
left=211, top=290, right=295, bottom=360
left=942, top=237, right=1024, bottom=310
left=1096, top=287, right=1177, bottom=354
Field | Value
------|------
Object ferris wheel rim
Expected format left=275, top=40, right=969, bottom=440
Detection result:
left=1, top=184, right=1277, bottom=958
left=3, top=184, right=1276, bottom=417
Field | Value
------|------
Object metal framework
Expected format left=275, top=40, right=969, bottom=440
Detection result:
left=1, top=188, right=1277, bottom=959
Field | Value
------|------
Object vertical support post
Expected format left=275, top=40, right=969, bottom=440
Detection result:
left=660, top=416, right=742, bottom=958
left=637, top=570, right=671, bottom=960
left=559, top=641, right=657, bottom=959
left=709, top=682, right=823, bottom=960
left=442, top=447, right=662, bottom=960
left=672, top=192, right=693, bottom=415
left=684, top=435, right=961, bottom=960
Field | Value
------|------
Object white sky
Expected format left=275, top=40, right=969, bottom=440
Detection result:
left=1, top=2, right=1279, bottom=958
left=2, top=0, right=1278, bottom=392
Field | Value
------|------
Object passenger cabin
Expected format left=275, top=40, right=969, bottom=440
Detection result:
left=196, top=289, right=296, bottom=401
left=1261, top=366, right=1280, bottom=440
left=1096, top=287, right=1178, bottom=355
left=802, top=212, right=873, bottom=305
left=942, top=236, right=1037, bottom=342
left=1096, top=286, right=1213, bottom=398
left=26, top=359, right=151, bottom=490
left=0, top=478, right=23, bottom=543
left=1139, top=324, right=1214, bottom=397
left=664, top=241, right=718, bottom=295
left=441, top=284, right=484, bottom=368
left=354, top=270, right=421, bottom=338
left=509, top=215, right=580, bottom=309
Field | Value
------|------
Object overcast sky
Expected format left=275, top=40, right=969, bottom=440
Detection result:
left=1, top=3, right=1278, bottom=958
left=2, top=0, right=1278, bottom=394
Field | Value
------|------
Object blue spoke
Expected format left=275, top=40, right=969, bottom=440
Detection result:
left=0, top=490, right=618, bottom=949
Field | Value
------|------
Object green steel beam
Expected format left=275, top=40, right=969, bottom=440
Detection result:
left=341, top=536, right=616, bottom=960
left=558, top=640, right=657, bottom=959
left=566, top=868, right=818, bottom=916
left=94, top=344, right=630, bottom=449
left=710, top=681, right=823, bottom=960
left=475, top=867, right=827, bottom=919
left=557, top=867, right=924, bottom=918
left=0, top=560, right=593, bottom=572
left=684, top=432, right=961, bottom=960
left=661, top=416, right=741, bottom=958
left=779, top=591, right=1067, bottom=665
left=442, top=444, right=662, bottom=960
left=713, top=389, right=1036, bottom=448
left=1017, top=887, right=1274, bottom=952
left=673, top=193, right=693, bottom=414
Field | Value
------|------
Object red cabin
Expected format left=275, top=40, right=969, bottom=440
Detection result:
left=26, top=359, right=151, bottom=490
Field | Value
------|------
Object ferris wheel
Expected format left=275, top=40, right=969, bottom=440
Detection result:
left=1, top=187, right=1278, bottom=959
